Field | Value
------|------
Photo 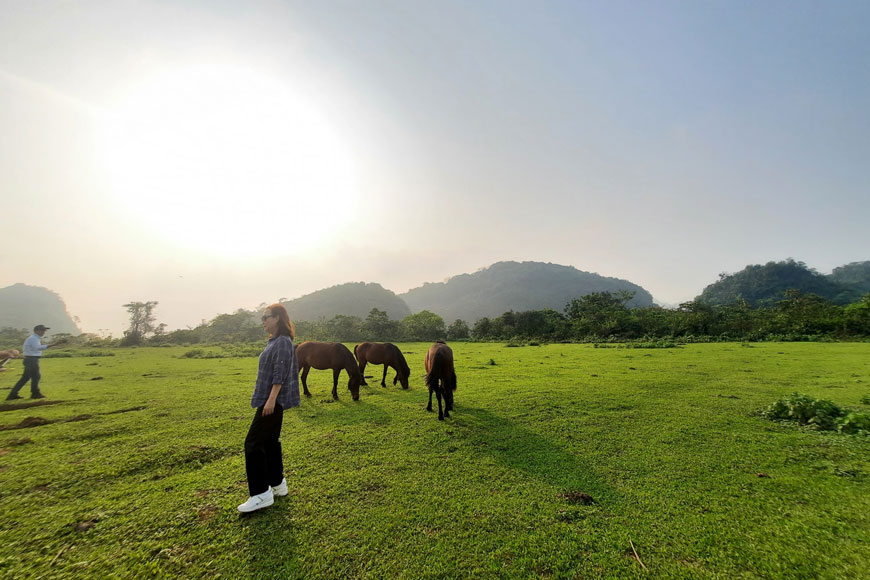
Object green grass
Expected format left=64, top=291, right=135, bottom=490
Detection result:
left=1, top=342, right=868, bottom=579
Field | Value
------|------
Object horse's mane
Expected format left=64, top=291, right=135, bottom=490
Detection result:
left=342, top=344, right=362, bottom=379
left=393, top=345, right=410, bottom=376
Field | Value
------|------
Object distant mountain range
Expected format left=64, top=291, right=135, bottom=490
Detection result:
left=279, top=261, right=653, bottom=323
left=399, top=261, right=653, bottom=323
left=0, top=283, right=81, bottom=334
left=696, top=259, right=870, bottom=306
left=7, top=259, right=868, bottom=334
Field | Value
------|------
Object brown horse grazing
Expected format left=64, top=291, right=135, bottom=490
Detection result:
left=354, top=342, right=411, bottom=389
left=424, top=341, right=457, bottom=420
left=295, top=341, right=362, bottom=401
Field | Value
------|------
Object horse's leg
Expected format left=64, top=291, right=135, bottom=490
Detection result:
left=445, top=382, right=453, bottom=412
left=427, top=387, right=433, bottom=412
left=359, top=359, right=368, bottom=386
left=332, top=368, right=340, bottom=400
left=301, top=366, right=312, bottom=397
left=380, top=365, right=388, bottom=388
left=435, top=389, right=444, bottom=421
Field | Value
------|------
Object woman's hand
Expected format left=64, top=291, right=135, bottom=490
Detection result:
left=263, top=384, right=282, bottom=416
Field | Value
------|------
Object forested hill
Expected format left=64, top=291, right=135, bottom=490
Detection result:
left=697, top=259, right=865, bottom=306
left=399, top=261, right=654, bottom=323
left=0, top=283, right=81, bottom=334
left=829, top=261, right=870, bottom=296
left=281, top=282, right=411, bottom=322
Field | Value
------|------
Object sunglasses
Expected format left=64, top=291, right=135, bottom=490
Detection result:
left=261, top=314, right=276, bottom=322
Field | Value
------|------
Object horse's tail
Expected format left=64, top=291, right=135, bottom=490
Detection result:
left=425, top=349, right=445, bottom=392
left=353, top=342, right=360, bottom=363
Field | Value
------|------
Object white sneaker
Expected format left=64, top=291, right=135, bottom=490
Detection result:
left=237, top=489, right=274, bottom=513
left=271, top=478, right=288, bottom=497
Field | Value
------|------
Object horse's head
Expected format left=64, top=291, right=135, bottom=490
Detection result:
left=348, top=372, right=361, bottom=401
left=394, top=365, right=411, bottom=389
left=393, top=351, right=411, bottom=389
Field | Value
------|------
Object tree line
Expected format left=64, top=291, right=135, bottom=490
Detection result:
left=2, top=291, right=867, bottom=351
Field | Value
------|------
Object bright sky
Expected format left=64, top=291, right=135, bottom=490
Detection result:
left=2, top=1, right=868, bottom=334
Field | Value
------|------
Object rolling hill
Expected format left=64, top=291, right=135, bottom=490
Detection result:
left=696, top=259, right=863, bottom=306
left=0, top=283, right=81, bottom=334
left=281, top=282, right=411, bottom=321
left=400, top=261, right=654, bottom=323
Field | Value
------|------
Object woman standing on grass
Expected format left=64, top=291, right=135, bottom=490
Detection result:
left=238, top=303, right=300, bottom=513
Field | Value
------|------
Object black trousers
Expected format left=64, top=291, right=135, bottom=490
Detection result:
left=244, top=404, right=284, bottom=496
left=9, top=357, right=41, bottom=399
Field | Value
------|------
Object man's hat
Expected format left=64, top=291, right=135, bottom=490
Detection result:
left=34, top=324, right=50, bottom=332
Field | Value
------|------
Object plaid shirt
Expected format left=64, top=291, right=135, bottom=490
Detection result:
left=251, top=335, right=300, bottom=409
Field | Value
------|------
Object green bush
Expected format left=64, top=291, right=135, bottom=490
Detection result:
left=786, top=393, right=819, bottom=424
left=839, top=412, right=870, bottom=434
left=763, top=399, right=791, bottom=421
left=809, top=399, right=844, bottom=430
left=763, top=393, right=847, bottom=431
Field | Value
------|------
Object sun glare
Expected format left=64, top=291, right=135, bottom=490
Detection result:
left=99, top=64, right=358, bottom=257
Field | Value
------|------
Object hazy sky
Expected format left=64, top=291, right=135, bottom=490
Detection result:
left=2, top=1, right=868, bottom=334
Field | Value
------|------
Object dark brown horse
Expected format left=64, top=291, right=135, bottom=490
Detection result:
left=296, top=341, right=362, bottom=401
left=424, top=340, right=456, bottom=420
left=354, top=342, right=411, bottom=389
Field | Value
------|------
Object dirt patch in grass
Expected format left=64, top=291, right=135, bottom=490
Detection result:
left=119, top=445, right=235, bottom=480
left=0, top=416, right=54, bottom=431
left=198, top=505, right=219, bottom=521
left=67, top=414, right=93, bottom=423
left=6, top=438, right=32, bottom=446
left=73, top=520, right=97, bottom=532
left=558, top=491, right=594, bottom=505
left=0, top=400, right=65, bottom=412
left=103, top=406, right=146, bottom=415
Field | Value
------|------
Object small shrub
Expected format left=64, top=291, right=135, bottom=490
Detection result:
left=488, top=359, right=496, bottom=366
left=809, top=399, right=844, bottom=430
left=839, top=412, right=870, bottom=434
left=763, top=399, right=790, bottom=421
left=787, top=393, right=820, bottom=425
left=860, top=395, right=870, bottom=405
left=763, top=393, right=847, bottom=432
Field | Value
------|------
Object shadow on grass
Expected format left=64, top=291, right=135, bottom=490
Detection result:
left=455, top=405, right=618, bottom=503
left=294, top=395, right=394, bottom=428
left=239, top=505, right=302, bottom=579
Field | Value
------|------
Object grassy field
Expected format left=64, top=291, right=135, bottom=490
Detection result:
left=0, top=342, right=868, bottom=579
